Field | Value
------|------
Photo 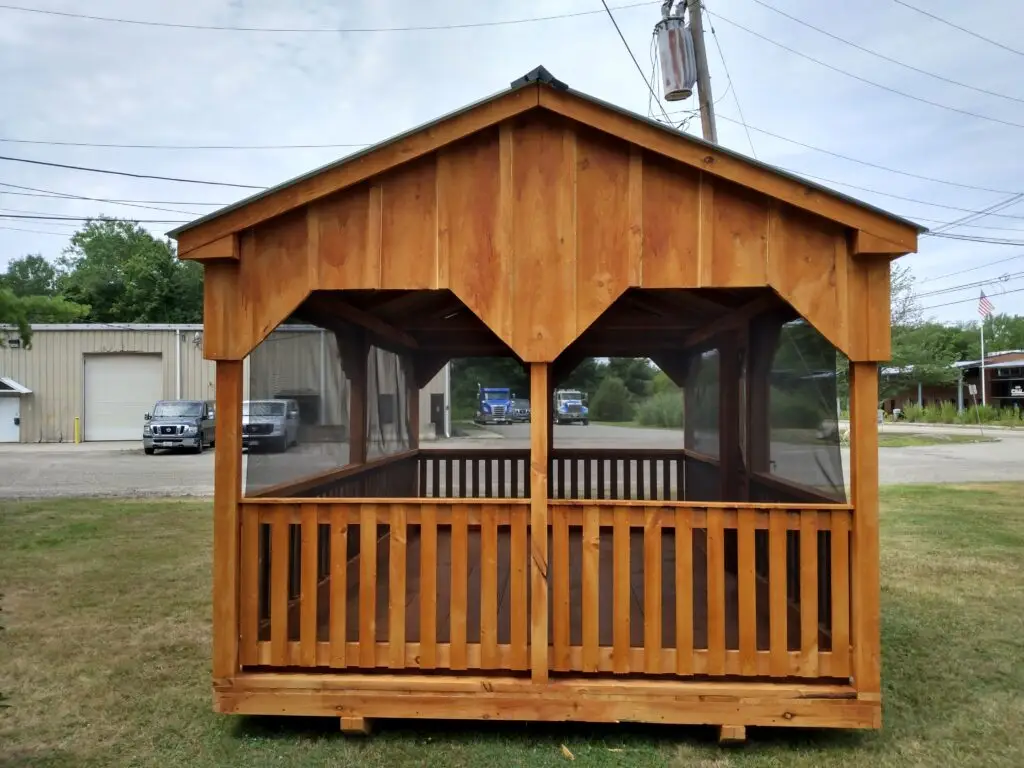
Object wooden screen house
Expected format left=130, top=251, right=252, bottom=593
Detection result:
left=168, top=67, right=920, bottom=740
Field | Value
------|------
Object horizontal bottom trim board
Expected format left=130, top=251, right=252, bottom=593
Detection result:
left=215, top=673, right=877, bottom=729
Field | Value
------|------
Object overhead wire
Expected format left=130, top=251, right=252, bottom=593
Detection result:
left=747, top=0, right=1024, bottom=104
left=918, top=253, right=1024, bottom=284
left=0, top=213, right=189, bottom=223
left=915, top=271, right=1024, bottom=299
left=704, top=8, right=757, bottom=158
left=710, top=11, right=1024, bottom=131
left=0, top=154, right=265, bottom=188
left=891, top=0, right=1024, bottom=59
left=921, top=284, right=1024, bottom=312
left=925, top=193, right=1024, bottom=236
left=600, top=0, right=674, bottom=124
left=0, top=1, right=659, bottom=34
left=0, top=181, right=211, bottom=215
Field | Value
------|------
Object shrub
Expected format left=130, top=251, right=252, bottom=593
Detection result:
left=636, top=391, right=683, bottom=428
left=590, top=376, right=634, bottom=423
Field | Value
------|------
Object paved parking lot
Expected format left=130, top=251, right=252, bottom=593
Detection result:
left=0, top=422, right=1021, bottom=499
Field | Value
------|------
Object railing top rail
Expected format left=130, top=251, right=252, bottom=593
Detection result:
left=239, top=496, right=850, bottom=510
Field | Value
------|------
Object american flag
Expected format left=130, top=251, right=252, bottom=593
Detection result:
left=978, top=290, right=995, bottom=318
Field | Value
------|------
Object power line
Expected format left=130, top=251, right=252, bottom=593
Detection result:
left=711, top=11, right=1024, bottom=131
left=0, top=136, right=369, bottom=150
left=704, top=10, right=757, bottom=158
left=0, top=182, right=227, bottom=207
left=926, top=193, right=1024, bottom=236
left=928, top=231, right=1024, bottom=246
left=909, top=215, right=1024, bottom=234
left=0, top=213, right=189, bottom=223
left=916, top=272, right=1024, bottom=299
left=921, top=284, right=1024, bottom=312
left=0, top=1, right=657, bottom=33
left=671, top=110, right=1017, bottom=195
left=0, top=154, right=264, bottom=189
left=748, top=0, right=1024, bottom=104
left=918, top=253, right=1024, bottom=284
left=892, top=0, right=1024, bottom=59
left=0, top=181, right=210, bottom=215
left=601, top=1, right=674, bottom=124
left=0, top=225, right=72, bottom=237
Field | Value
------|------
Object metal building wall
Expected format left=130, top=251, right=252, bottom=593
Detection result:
left=0, top=324, right=448, bottom=443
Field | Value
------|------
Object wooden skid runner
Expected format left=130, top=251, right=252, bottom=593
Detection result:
left=215, top=673, right=880, bottom=730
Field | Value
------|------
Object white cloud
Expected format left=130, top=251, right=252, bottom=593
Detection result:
left=1, top=0, right=1023, bottom=322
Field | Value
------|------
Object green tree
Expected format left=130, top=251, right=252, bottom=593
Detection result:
left=57, top=218, right=202, bottom=323
left=590, top=376, right=634, bottom=422
left=0, top=254, right=59, bottom=297
left=605, top=357, right=655, bottom=399
left=0, top=288, right=89, bottom=347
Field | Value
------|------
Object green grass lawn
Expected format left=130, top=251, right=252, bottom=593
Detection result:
left=1, top=486, right=1022, bottom=767
left=877, top=433, right=998, bottom=448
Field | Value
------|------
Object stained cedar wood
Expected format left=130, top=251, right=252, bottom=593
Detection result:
left=850, top=361, right=881, bottom=698
left=178, top=232, right=238, bottom=262
left=800, top=512, right=820, bottom=677
left=329, top=507, right=348, bottom=667
left=710, top=179, right=769, bottom=287
left=511, top=119, right=577, bottom=361
left=212, top=361, right=243, bottom=680
left=380, top=158, right=437, bottom=288
left=419, top=504, right=438, bottom=669
left=270, top=514, right=289, bottom=666
left=643, top=508, right=662, bottom=673
left=300, top=503, right=319, bottom=666
left=388, top=504, right=407, bottom=669
left=552, top=505, right=571, bottom=671
left=574, top=128, right=633, bottom=336
left=529, top=364, right=550, bottom=683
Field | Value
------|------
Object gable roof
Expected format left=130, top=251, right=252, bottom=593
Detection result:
left=168, top=66, right=924, bottom=254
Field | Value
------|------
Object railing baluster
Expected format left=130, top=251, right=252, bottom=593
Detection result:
left=388, top=503, right=407, bottom=669
left=480, top=504, right=499, bottom=668
left=831, top=510, right=851, bottom=678
left=706, top=509, right=726, bottom=676
left=624, top=458, right=633, bottom=501
left=675, top=507, right=693, bottom=675
left=610, top=458, right=620, bottom=501
left=420, top=504, right=437, bottom=669
left=552, top=504, right=571, bottom=671
left=643, top=507, right=662, bottom=673
left=613, top=506, right=630, bottom=673
left=510, top=506, right=528, bottom=670
left=737, top=506, right=757, bottom=675
left=597, top=457, right=606, bottom=500
left=239, top=506, right=259, bottom=666
left=359, top=504, right=377, bottom=667
left=270, top=508, right=289, bottom=666
left=498, top=456, right=507, bottom=499
left=300, top=503, right=318, bottom=666
left=582, top=504, right=600, bottom=673
left=800, top=511, right=819, bottom=676
left=444, top=457, right=453, bottom=500
left=511, top=455, right=520, bottom=499
left=769, top=509, right=788, bottom=676
left=450, top=505, right=468, bottom=669
left=329, top=505, right=348, bottom=667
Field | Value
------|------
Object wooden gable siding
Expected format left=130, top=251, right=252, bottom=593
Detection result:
left=201, top=112, right=888, bottom=362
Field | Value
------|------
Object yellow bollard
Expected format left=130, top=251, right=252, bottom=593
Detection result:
left=74, top=416, right=81, bottom=444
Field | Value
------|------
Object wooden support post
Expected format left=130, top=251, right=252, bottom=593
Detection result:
left=746, top=319, right=781, bottom=476
left=339, top=331, right=369, bottom=466
left=405, top=357, right=420, bottom=450
left=212, top=359, right=243, bottom=685
left=719, top=333, right=742, bottom=502
left=530, top=362, right=550, bottom=683
left=850, top=361, right=881, bottom=700
left=718, top=725, right=746, bottom=744
left=340, top=717, right=372, bottom=735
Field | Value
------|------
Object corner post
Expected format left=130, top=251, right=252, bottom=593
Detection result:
left=529, top=362, right=550, bottom=683
left=338, top=330, right=369, bottom=467
left=850, top=361, right=881, bottom=700
left=213, top=359, right=243, bottom=684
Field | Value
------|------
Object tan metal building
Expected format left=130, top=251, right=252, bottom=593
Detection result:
left=0, top=324, right=449, bottom=444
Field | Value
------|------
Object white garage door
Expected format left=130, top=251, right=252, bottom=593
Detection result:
left=85, top=354, right=163, bottom=441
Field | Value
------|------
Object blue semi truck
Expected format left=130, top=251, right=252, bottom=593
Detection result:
left=474, top=385, right=514, bottom=425
left=553, top=388, right=589, bottom=425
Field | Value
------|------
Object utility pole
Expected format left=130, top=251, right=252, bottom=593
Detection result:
left=686, top=0, right=718, bottom=143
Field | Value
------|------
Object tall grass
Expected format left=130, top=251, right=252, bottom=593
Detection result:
left=635, top=391, right=683, bottom=428
left=897, top=401, right=1023, bottom=426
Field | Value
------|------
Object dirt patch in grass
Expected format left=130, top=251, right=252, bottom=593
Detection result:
left=1, top=488, right=1022, bottom=767
left=878, top=433, right=998, bottom=448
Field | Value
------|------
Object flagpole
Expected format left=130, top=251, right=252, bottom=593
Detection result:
left=980, top=319, right=986, bottom=407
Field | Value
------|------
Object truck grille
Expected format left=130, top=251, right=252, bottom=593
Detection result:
left=243, top=423, right=274, bottom=435
left=490, top=405, right=506, bottom=418
left=157, top=425, right=185, bottom=435
left=566, top=403, right=582, bottom=414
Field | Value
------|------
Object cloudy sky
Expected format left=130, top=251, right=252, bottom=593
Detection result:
left=2, top=0, right=1023, bottom=323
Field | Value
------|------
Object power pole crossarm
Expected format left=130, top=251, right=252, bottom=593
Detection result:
left=686, top=0, right=718, bottom=144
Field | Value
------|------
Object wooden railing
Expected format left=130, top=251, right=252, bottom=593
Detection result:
left=418, top=450, right=530, bottom=499
left=247, top=450, right=420, bottom=499
left=237, top=498, right=852, bottom=681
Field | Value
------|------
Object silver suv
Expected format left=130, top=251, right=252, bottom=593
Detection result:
left=143, top=400, right=215, bottom=454
left=242, top=399, right=300, bottom=453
